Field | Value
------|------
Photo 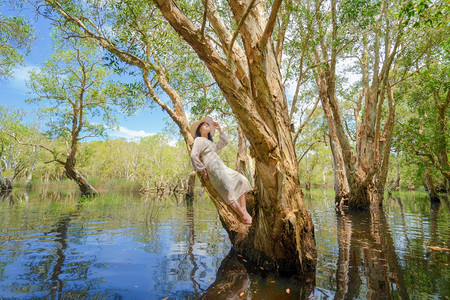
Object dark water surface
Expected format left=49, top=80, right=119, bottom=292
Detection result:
left=0, top=188, right=449, bottom=299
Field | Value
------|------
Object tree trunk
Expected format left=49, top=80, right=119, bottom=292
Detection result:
left=305, top=155, right=311, bottom=190
left=64, top=163, right=98, bottom=197
left=310, top=0, right=403, bottom=210
left=26, top=145, right=37, bottom=185
left=185, top=171, right=196, bottom=201
left=0, top=176, right=13, bottom=191
left=424, top=165, right=440, bottom=203
left=154, top=0, right=317, bottom=274
left=394, top=151, right=400, bottom=191
left=235, top=125, right=250, bottom=178
left=435, top=89, right=450, bottom=192
left=313, top=64, right=350, bottom=206
left=329, top=134, right=350, bottom=206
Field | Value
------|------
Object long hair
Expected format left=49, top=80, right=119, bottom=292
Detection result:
left=195, top=122, right=213, bottom=141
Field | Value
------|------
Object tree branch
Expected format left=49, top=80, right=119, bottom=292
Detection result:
left=344, top=116, right=356, bottom=142
left=48, top=1, right=146, bottom=69
left=259, top=0, right=283, bottom=51
left=0, top=129, right=65, bottom=165
left=201, top=0, right=208, bottom=37
left=227, top=0, right=257, bottom=63
left=294, top=97, right=320, bottom=143
left=297, top=140, right=321, bottom=163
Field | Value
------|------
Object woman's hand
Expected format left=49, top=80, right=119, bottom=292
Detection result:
left=202, top=169, right=208, bottom=180
left=211, top=120, right=222, bottom=133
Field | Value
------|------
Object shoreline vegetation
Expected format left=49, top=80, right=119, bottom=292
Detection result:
left=7, top=178, right=431, bottom=198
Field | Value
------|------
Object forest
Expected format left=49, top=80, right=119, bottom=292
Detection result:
left=0, top=0, right=448, bottom=297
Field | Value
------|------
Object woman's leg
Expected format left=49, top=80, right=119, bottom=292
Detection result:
left=239, top=193, right=252, bottom=223
left=229, top=194, right=252, bottom=224
left=240, top=193, right=247, bottom=211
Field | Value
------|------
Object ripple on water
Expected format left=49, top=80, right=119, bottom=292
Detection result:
left=0, top=191, right=449, bottom=299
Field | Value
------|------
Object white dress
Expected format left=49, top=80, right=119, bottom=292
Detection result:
left=190, top=133, right=252, bottom=205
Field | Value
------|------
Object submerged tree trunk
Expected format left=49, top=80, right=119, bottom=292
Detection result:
left=424, top=164, right=440, bottom=203
left=185, top=171, right=196, bottom=201
left=310, top=0, right=403, bottom=210
left=327, top=117, right=350, bottom=206
left=0, top=143, right=24, bottom=191
left=64, top=164, right=98, bottom=197
left=154, top=0, right=317, bottom=274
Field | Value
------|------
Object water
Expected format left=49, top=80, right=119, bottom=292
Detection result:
left=0, top=188, right=449, bottom=299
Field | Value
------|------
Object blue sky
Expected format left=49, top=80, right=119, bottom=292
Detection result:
left=0, top=5, right=170, bottom=141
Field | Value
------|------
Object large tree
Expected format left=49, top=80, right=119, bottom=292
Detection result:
left=27, top=35, right=131, bottom=196
left=42, top=0, right=317, bottom=273
left=155, top=0, right=318, bottom=274
left=291, top=0, right=447, bottom=209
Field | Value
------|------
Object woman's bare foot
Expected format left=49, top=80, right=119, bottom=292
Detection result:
left=229, top=201, right=252, bottom=225
left=242, top=214, right=252, bottom=225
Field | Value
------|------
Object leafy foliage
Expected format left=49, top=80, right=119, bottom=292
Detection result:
left=0, top=0, right=35, bottom=79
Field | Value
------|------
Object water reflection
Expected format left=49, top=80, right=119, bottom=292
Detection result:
left=47, top=208, right=81, bottom=297
left=187, top=200, right=200, bottom=297
left=0, top=188, right=449, bottom=298
left=335, top=208, right=409, bottom=299
left=201, top=250, right=250, bottom=299
left=202, top=249, right=315, bottom=299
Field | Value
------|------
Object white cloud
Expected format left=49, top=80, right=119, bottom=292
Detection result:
left=110, top=126, right=155, bottom=140
left=10, top=65, right=36, bottom=90
left=167, top=139, right=178, bottom=147
left=111, top=126, right=179, bottom=146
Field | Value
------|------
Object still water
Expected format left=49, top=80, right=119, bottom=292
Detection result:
left=0, top=188, right=448, bottom=299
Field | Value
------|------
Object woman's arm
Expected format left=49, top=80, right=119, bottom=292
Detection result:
left=212, top=120, right=228, bottom=151
left=216, top=131, right=228, bottom=151
left=190, top=138, right=206, bottom=171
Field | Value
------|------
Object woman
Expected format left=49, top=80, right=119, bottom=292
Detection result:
left=190, top=116, right=252, bottom=224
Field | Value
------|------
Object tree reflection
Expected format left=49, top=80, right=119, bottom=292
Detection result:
left=186, top=200, right=200, bottom=297
left=335, top=208, right=409, bottom=299
left=47, top=213, right=75, bottom=297
left=202, top=249, right=315, bottom=299
left=2, top=192, right=112, bottom=298
left=201, top=250, right=249, bottom=299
